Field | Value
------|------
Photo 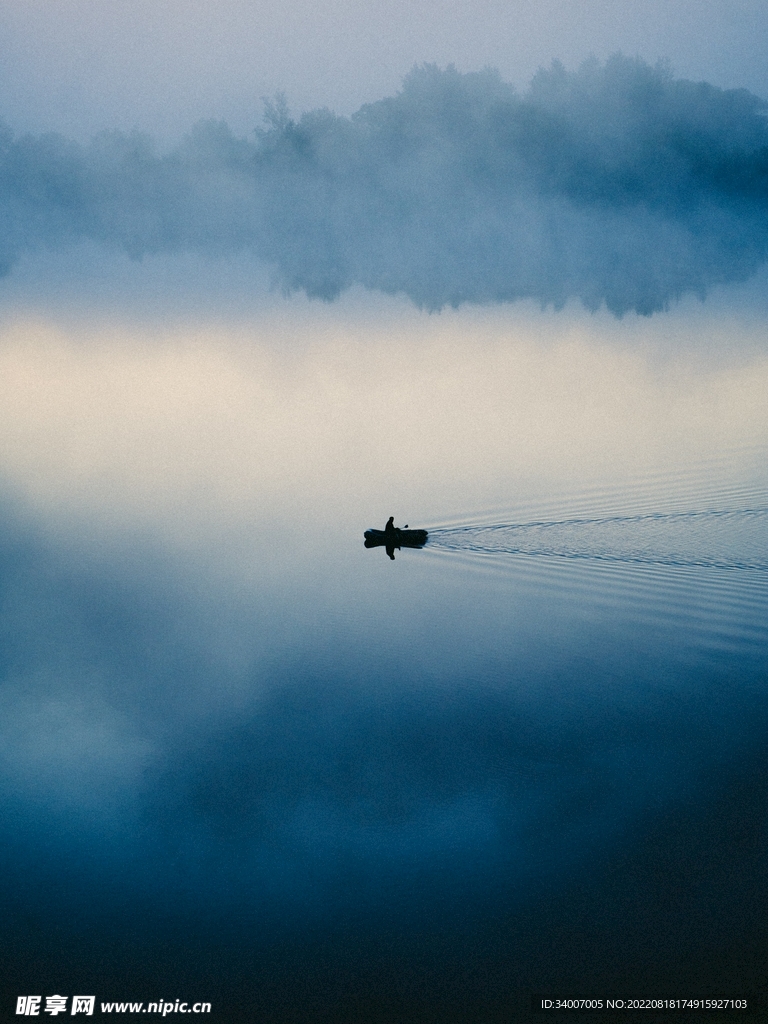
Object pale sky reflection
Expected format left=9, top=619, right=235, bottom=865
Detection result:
left=1, top=308, right=767, bottom=556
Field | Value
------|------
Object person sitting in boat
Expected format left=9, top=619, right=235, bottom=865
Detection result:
left=384, top=517, right=397, bottom=559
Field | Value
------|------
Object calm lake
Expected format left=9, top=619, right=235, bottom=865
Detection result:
left=1, top=288, right=767, bottom=1020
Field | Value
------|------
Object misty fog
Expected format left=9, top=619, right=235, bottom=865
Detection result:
left=2, top=56, right=767, bottom=316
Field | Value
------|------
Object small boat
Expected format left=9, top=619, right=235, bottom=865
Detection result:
left=364, top=528, right=428, bottom=549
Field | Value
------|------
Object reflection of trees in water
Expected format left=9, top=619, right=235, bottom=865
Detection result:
left=3, top=58, right=768, bottom=315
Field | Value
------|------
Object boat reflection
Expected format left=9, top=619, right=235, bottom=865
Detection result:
left=364, top=528, right=428, bottom=560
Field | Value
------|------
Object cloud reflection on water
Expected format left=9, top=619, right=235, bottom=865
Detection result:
left=1, top=301, right=767, bottom=1015
left=1, top=304, right=767, bottom=549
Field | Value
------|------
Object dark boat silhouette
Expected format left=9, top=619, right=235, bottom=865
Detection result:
left=364, top=528, right=428, bottom=549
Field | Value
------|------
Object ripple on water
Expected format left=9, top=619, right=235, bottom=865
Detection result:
left=428, top=507, right=768, bottom=571
left=418, top=450, right=768, bottom=659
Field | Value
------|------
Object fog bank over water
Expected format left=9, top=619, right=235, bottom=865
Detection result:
left=4, top=0, right=768, bottom=141
left=2, top=57, right=768, bottom=315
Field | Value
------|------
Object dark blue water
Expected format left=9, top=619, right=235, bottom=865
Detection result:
left=1, top=444, right=767, bottom=1022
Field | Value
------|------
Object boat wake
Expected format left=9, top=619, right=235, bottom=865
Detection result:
left=427, top=507, right=768, bottom=571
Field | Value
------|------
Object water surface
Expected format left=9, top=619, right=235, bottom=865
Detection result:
left=1, top=304, right=767, bottom=1020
